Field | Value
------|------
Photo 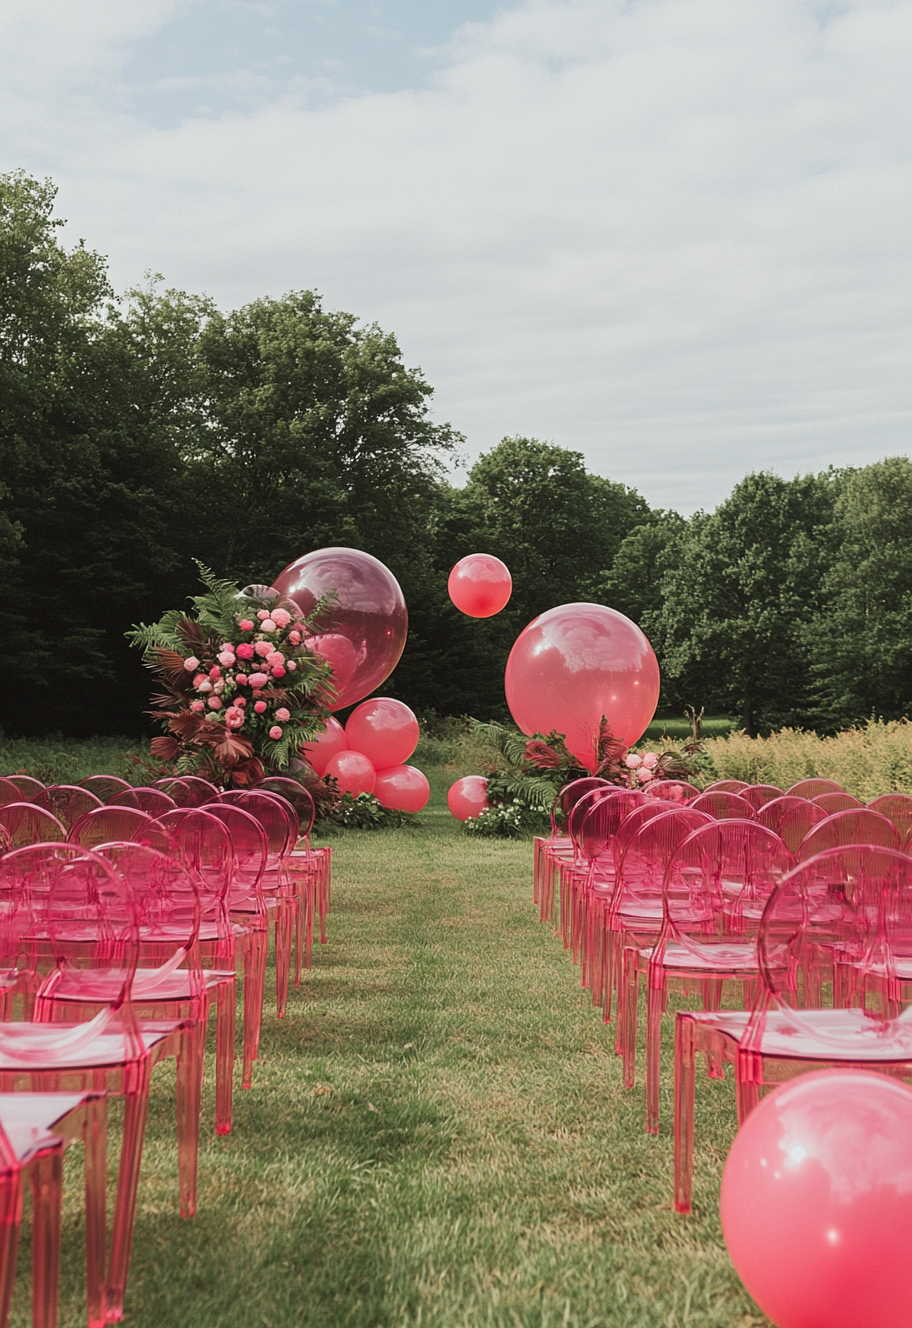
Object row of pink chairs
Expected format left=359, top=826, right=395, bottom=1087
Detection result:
left=0, top=771, right=332, bottom=1327
left=533, top=776, right=912, bottom=1217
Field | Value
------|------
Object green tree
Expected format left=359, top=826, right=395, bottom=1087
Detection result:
left=806, top=457, right=912, bottom=727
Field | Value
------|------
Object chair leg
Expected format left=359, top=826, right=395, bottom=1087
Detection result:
left=622, top=949, right=639, bottom=1089
left=215, top=977, right=236, bottom=1136
left=106, top=1073, right=151, bottom=1323
left=275, top=902, right=291, bottom=1019
left=0, top=1175, right=22, bottom=1328
left=645, top=978, right=664, bottom=1134
left=241, top=929, right=266, bottom=1088
left=176, top=1021, right=204, bottom=1218
left=736, top=1073, right=760, bottom=1124
left=83, top=1097, right=108, bottom=1328
left=31, top=1148, right=63, bottom=1328
left=701, top=979, right=725, bottom=1079
left=603, top=926, right=615, bottom=1026
left=674, top=1016, right=697, bottom=1215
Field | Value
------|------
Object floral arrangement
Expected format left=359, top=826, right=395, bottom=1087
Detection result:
left=128, top=565, right=334, bottom=787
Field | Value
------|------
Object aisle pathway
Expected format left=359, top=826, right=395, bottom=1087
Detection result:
left=44, top=799, right=766, bottom=1327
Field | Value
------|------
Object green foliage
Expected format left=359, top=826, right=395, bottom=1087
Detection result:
left=323, top=790, right=419, bottom=831
left=462, top=803, right=538, bottom=837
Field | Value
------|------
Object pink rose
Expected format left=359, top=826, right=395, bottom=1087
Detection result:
left=275, top=707, right=291, bottom=721
left=213, top=680, right=225, bottom=694
left=257, top=610, right=270, bottom=621
left=238, top=619, right=254, bottom=631
left=286, top=660, right=297, bottom=671
left=288, top=630, right=301, bottom=646
left=184, top=656, right=200, bottom=671
left=271, top=665, right=286, bottom=678
left=637, top=766, right=653, bottom=783
left=193, top=673, right=207, bottom=688
left=209, top=666, right=222, bottom=680
left=269, top=725, right=283, bottom=740
left=254, top=641, right=272, bottom=658
left=261, top=619, right=277, bottom=633
left=266, top=651, right=284, bottom=667
left=218, top=650, right=236, bottom=667
left=642, top=752, right=659, bottom=770
left=235, top=673, right=248, bottom=685
left=198, top=679, right=213, bottom=693
left=248, top=672, right=268, bottom=689
left=625, top=753, right=642, bottom=768
left=190, top=700, right=204, bottom=712
left=235, top=696, right=247, bottom=707
left=225, top=706, right=245, bottom=729
left=254, top=700, right=267, bottom=714
left=236, top=643, right=255, bottom=661
left=208, top=696, right=222, bottom=710
left=272, top=608, right=292, bottom=628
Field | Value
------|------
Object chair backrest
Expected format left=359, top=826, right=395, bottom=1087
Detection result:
left=567, top=786, right=617, bottom=849
left=644, top=781, right=700, bottom=804
left=812, top=791, right=863, bottom=814
left=78, top=775, right=131, bottom=800
left=662, top=820, right=794, bottom=949
left=689, top=790, right=756, bottom=821
left=702, top=780, right=749, bottom=794
left=577, top=790, right=648, bottom=865
left=786, top=778, right=844, bottom=799
left=549, top=778, right=611, bottom=836
left=203, top=804, right=269, bottom=908
left=256, top=778, right=316, bottom=837
left=41, top=786, right=104, bottom=829
left=797, top=808, right=899, bottom=863
left=739, top=784, right=784, bottom=811
left=611, top=801, right=675, bottom=871
left=213, top=791, right=295, bottom=863
left=771, top=799, right=829, bottom=854
left=108, top=787, right=177, bottom=816
left=67, top=805, right=174, bottom=854
left=5, top=775, right=45, bottom=800
left=753, top=846, right=912, bottom=1029
left=0, top=803, right=66, bottom=848
left=615, top=808, right=714, bottom=901
left=0, top=778, right=25, bottom=809
left=867, top=794, right=912, bottom=841
left=158, top=776, right=220, bottom=808
left=153, top=809, right=234, bottom=923
left=94, top=843, right=202, bottom=982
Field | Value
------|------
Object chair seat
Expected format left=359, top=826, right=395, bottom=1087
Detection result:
left=0, top=1092, right=97, bottom=1162
left=687, top=1006, right=912, bottom=1061
left=0, top=1020, right=183, bottom=1072
left=644, top=940, right=758, bottom=974
left=42, top=968, right=234, bottom=1005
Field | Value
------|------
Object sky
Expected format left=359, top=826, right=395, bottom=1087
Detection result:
left=2, top=0, right=911, bottom=513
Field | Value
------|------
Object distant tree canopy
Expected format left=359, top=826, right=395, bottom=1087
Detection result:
left=1, top=169, right=910, bottom=739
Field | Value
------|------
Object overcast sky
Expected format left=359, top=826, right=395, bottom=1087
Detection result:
left=2, top=0, right=911, bottom=512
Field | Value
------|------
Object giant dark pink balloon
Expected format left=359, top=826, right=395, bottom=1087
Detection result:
left=374, top=764, right=430, bottom=813
left=345, top=698, right=419, bottom=770
left=447, top=776, right=489, bottom=821
left=324, top=749, right=376, bottom=797
left=301, top=716, right=348, bottom=776
left=504, top=603, right=659, bottom=771
left=721, top=1070, right=912, bottom=1328
left=274, top=548, right=408, bottom=711
left=448, top=554, right=512, bottom=618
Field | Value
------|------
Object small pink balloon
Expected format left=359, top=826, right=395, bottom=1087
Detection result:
left=345, top=698, right=420, bottom=769
left=374, top=764, right=430, bottom=812
left=324, top=749, right=376, bottom=797
left=448, top=554, right=512, bottom=618
left=304, top=634, right=359, bottom=698
left=447, top=775, right=489, bottom=821
left=273, top=547, right=408, bottom=711
left=301, top=716, right=348, bottom=776
left=721, top=1069, right=912, bottom=1328
left=505, top=602, right=660, bottom=771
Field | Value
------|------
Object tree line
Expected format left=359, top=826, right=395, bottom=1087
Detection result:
left=2, top=169, right=910, bottom=739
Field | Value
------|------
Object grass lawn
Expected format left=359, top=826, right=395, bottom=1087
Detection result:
left=14, top=763, right=765, bottom=1328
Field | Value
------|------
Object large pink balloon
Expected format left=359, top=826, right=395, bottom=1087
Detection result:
left=301, top=716, right=348, bottom=776
left=374, top=764, right=430, bottom=812
left=324, top=750, right=376, bottom=797
left=721, top=1070, right=912, bottom=1328
left=448, top=554, right=512, bottom=618
left=345, top=698, right=420, bottom=769
left=447, top=776, right=489, bottom=821
left=273, top=548, right=408, bottom=711
left=504, top=603, right=660, bottom=771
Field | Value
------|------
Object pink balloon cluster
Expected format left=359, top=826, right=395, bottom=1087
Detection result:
left=303, top=698, right=430, bottom=813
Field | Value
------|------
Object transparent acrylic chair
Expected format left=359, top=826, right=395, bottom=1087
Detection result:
left=257, top=779, right=325, bottom=981
left=107, top=788, right=176, bottom=817
left=643, top=781, right=701, bottom=804
left=559, top=786, right=619, bottom=951
left=76, top=778, right=130, bottom=802
left=786, top=777, right=844, bottom=798
left=739, top=784, right=783, bottom=811
left=623, top=818, right=793, bottom=1133
left=811, top=791, right=863, bottom=814
left=688, top=791, right=756, bottom=821
left=0, top=1091, right=107, bottom=1328
left=868, top=793, right=912, bottom=842
left=5, top=777, right=45, bottom=802
left=0, top=782, right=23, bottom=811
left=0, top=807, right=66, bottom=850
left=673, top=844, right=912, bottom=1214
left=772, top=798, right=829, bottom=854
left=0, top=844, right=193, bottom=1322
left=35, top=788, right=103, bottom=830
left=701, top=780, right=749, bottom=794
left=796, top=807, right=899, bottom=862
left=154, top=777, right=219, bottom=809
left=537, top=779, right=609, bottom=929
left=575, top=793, right=650, bottom=1009
left=66, top=807, right=171, bottom=853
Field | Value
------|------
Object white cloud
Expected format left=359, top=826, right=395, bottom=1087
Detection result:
left=1, top=0, right=911, bottom=510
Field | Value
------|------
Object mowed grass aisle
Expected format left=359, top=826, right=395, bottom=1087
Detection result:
left=36, top=773, right=767, bottom=1327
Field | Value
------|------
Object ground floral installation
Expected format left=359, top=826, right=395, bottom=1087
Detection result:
left=128, top=565, right=335, bottom=789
